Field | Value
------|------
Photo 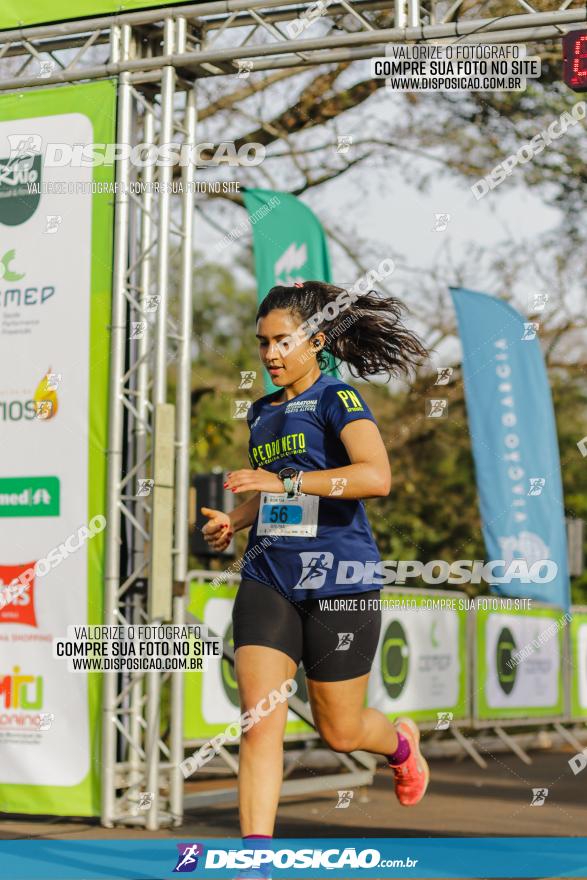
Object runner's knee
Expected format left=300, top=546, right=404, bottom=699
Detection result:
left=316, top=720, right=362, bottom=754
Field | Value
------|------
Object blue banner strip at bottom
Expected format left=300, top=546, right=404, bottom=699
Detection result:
left=1, top=837, right=587, bottom=879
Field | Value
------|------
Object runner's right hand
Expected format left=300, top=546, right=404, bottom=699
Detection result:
left=201, top=507, right=233, bottom=551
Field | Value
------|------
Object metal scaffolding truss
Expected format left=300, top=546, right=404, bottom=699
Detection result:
left=100, top=20, right=197, bottom=829
left=1, top=0, right=586, bottom=833
left=0, top=0, right=586, bottom=90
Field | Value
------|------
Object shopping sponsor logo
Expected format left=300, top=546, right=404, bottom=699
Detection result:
left=496, top=626, right=518, bottom=694
left=0, top=563, right=37, bottom=627
left=0, top=146, right=41, bottom=226
left=0, top=476, right=59, bottom=517
left=0, top=665, right=43, bottom=709
left=381, top=620, right=410, bottom=698
left=173, top=843, right=204, bottom=873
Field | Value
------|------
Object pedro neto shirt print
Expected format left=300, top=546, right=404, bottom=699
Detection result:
left=241, top=373, right=382, bottom=599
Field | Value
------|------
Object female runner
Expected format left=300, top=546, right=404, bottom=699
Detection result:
left=202, top=280, right=429, bottom=860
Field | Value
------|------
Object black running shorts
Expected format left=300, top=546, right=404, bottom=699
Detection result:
left=232, top=578, right=382, bottom=682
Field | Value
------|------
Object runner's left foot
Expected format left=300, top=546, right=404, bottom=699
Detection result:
left=389, top=716, right=430, bottom=806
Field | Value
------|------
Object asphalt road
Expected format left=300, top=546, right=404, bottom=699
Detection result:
left=1, top=748, right=585, bottom=840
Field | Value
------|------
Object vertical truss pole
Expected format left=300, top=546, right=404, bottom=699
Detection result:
left=127, top=94, right=155, bottom=798
left=152, top=16, right=176, bottom=404
left=145, top=15, right=177, bottom=831
left=169, top=16, right=196, bottom=825
left=395, top=0, right=407, bottom=28
left=123, top=47, right=140, bottom=797
left=102, top=21, right=133, bottom=829
left=408, top=0, right=420, bottom=26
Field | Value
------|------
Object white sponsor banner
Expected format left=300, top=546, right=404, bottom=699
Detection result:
left=369, top=601, right=464, bottom=719
left=0, top=111, right=93, bottom=785
left=201, top=598, right=239, bottom=725
left=200, top=597, right=303, bottom=726
left=483, top=612, right=560, bottom=710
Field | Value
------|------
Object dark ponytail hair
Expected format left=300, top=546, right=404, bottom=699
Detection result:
left=256, top=280, right=428, bottom=380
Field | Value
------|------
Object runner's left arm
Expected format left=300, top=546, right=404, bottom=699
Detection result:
left=295, top=418, right=391, bottom=500
left=225, top=420, right=391, bottom=500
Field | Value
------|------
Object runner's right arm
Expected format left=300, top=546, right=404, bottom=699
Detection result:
left=228, top=492, right=260, bottom=531
left=201, top=494, right=260, bottom=551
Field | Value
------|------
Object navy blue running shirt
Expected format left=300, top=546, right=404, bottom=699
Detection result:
left=241, top=373, right=382, bottom=599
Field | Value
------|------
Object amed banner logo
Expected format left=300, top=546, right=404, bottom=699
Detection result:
left=0, top=476, right=60, bottom=517
left=0, top=149, right=41, bottom=225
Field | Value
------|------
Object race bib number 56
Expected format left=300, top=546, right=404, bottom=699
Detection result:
left=257, top=492, right=318, bottom=537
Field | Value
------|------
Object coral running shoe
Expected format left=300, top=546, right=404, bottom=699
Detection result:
left=389, top=717, right=430, bottom=806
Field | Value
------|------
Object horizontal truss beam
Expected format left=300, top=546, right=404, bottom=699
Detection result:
left=0, top=6, right=585, bottom=87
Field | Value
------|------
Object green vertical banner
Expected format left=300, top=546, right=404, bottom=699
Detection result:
left=0, top=81, right=116, bottom=815
left=242, top=188, right=336, bottom=390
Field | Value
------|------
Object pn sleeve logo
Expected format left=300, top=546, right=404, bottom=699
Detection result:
left=336, top=389, right=364, bottom=412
